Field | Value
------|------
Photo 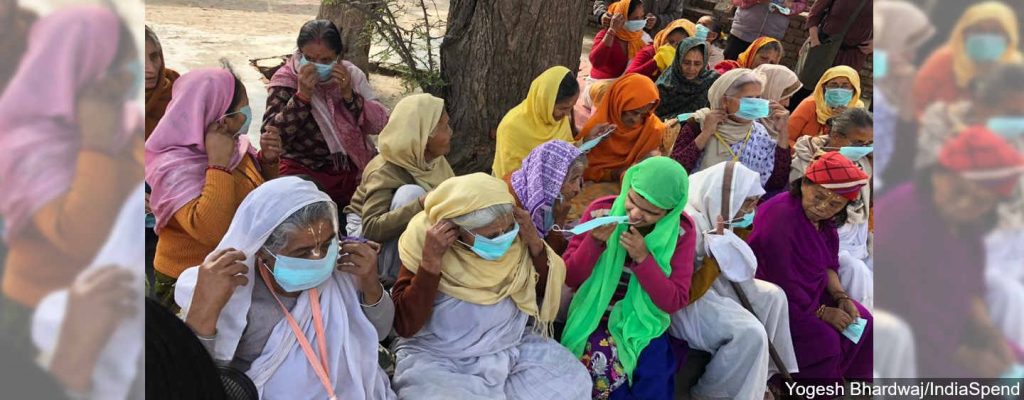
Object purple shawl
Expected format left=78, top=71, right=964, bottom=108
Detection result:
left=875, top=183, right=987, bottom=378
left=509, top=140, right=582, bottom=237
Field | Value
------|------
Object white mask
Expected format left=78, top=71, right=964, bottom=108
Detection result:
left=704, top=229, right=758, bottom=282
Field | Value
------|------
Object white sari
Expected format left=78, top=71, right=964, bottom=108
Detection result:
left=175, top=176, right=395, bottom=399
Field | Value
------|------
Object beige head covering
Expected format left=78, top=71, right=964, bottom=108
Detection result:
left=755, top=64, right=802, bottom=102
left=690, top=68, right=765, bottom=171
left=373, top=94, right=454, bottom=190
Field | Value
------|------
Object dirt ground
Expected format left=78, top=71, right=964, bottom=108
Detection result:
left=147, top=0, right=597, bottom=144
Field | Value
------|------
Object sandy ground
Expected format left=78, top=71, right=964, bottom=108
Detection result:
left=146, top=0, right=413, bottom=144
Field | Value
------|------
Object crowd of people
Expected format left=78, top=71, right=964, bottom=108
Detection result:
left=1, top=0, right=1023, bottom=398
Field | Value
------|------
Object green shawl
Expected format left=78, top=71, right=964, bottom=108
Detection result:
left=561, top=156, right=690, bottom=380
left=655, top=37, right=720, bottom=119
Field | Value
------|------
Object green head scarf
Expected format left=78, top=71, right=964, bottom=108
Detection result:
left=560, top=156, right=690, bottom=380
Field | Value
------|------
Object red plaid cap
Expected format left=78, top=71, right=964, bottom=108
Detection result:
left=939, top=126, right=1024, bottom=196
left=805, top=152, right=870, bottom=201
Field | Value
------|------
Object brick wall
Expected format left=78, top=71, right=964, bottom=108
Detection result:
left=681, top=0, right=872, bottom=101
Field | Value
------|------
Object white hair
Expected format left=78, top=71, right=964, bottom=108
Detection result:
left=451, top=204, right=513, bottom=230
left=725, top=70, right=765, bottom=98
left=263, top=201, right=336, bottom=252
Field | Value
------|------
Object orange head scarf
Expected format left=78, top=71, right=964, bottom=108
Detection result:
left=578, top=74, right=665, bottom=182
left=608, top=0, right=647, bottom=59
left=737, top=37, right=782, bottom=68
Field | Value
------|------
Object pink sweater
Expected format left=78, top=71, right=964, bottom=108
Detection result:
left=563, top=196, right=696, bottom=313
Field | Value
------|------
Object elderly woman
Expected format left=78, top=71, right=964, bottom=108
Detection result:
left=755, top=64, right=802, bottom=141
left=670, top=161, right=798, bottom=399
left=877, top=127, right=1024, bottom=377
left=561, top=157, right=695, bottom=399
left=390, top=173, right=589, bottom=399
left=912, top=1, right=1022, bottom=118
left=750, top=152, right=873, bottom=381
left=578, top=74, right=665, bottom=183
left=788, top=65, right=865, bottom=147
left=504, top=140, right=586, bottom=254
left=343, top=94, right=453, bottom=286
left=590, top=0, right=648, bottom=81
left=655, top=37, right=720, bottom=119
left=146, top=66, right=280, bottom=309
left=791, top=108, right=874, bottom=308
left=263, top=20, right=389, bottom=209
left=493, top=66, right=597, bottom=178
left=670, top=68, right=790, bottom=193
left=0, top=7, right=142, bottom=351
left=736, top=37, right=784, bottom=69
left=626, top=19, right=695, bottom=80
left=176, top=176, right=395, bottom=398
left=145, top=25, right=179, bottom=139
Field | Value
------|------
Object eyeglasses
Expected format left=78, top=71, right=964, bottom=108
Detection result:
left=807, top=184, right=848, bottom=211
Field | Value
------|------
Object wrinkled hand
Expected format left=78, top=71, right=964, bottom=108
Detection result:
left=585, top=122, right=613, bottom=143
left=700, top=110, right=728, bottom=135
left=260, top=125, right=283, bottom=164
left=513, top=207, right=545, bottom=255
left=590, top=221, right=616, bottom=243
left=297, top=62, right=319, bottom=100
left=188, top=249, right=248, bottom=335
left=610, top=13, right=625, bottom=33
left=619, top=226, right=650, bottom=263
left=205, top=119, right=237, bottom=168
left=808, top=32, right=822, bottom=47
left=645, top=14, right=657, bottom=30
left=331, top=63, right=354, bottom=101
left=820, top=306, right=854, bottom=331
left=838, top=298, right=861, bottom=319
left=600, top=12, right=611, bottom=28
left=339, top=241, right=382, bottom=302
left=422, top=220, right=458, bottom=273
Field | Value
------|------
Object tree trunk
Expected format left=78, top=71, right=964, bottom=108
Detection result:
left=440, top=0, right=589, bottom=174
left=318, top=2, right=373, bottom=74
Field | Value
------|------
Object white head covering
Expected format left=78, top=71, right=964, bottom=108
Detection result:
left=32, top=182, right=146, bottom=400
left=684, top=162, right=765, bottom=281
left=175, top=176, right=394, bottom=399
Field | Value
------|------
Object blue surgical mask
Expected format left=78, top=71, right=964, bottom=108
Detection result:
left=676, top=112, right=693, bottom=122
left=263, top=239, right=339, bottom=292
left=768, top=2, right=791, bottom=15
left=842, top=317, right=868, bottom=344
left=694, top=24, right=710, bottom=42
left=542, top=207, right=555, bottom=232
left=987, top=116, right=1024, bottom=138
left=224, top=105, right=252, bottom=137
left=552, top=215, right=629, bottom=236
left=824, top=88, right=854, bottom=108
left=839, top=146, right=873, bottom=161
left=874, top=50, right=888, bottom=79
left=965, top=33, right=1008, bottom=62
left=624, top=20, right=647, bottom=32
left=299, top=55, right=336, bottom=81
left=729, top=211, right=755, bottom=229
left=735, top=97, right=771, bottom=120
left=462, top=223, right=520, bottom=261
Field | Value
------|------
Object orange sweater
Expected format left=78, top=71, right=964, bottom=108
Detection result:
left=2, top=149, right=142, bottom=307
left=787, top=97, right=827, bottom=148
left=153, top=155, right=263, bottom=278
left=912, top=46, right=967, bottom=119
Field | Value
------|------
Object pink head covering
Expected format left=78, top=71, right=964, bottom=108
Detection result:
left=0, top=6, right=131, bottom=240
left=145, top=68, right=254, bottom=232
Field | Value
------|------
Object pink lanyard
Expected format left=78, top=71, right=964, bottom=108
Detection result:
left=259, top=267, right=337, bottom=400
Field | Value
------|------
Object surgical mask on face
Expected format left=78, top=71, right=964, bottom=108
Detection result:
left=624, top=19, right=647, bottom=32
left=695, top=24, right=710, bottom=42
left=299, top=55, right=336, bottom=81
left=986, top=116, right=1024, bottom=138
left=552, top=215, right=629, bottom=236
left=704, top=229, right=757, bottom=282
left=542, top=206, right=555, bottom=232
left=965, top=33, right=1008, bottom=62
left=824, top=88, right=854, bottom=108
left=874, top=50, right=888, bottom=79
left=734, top=97, right=770, bottom=120
left=839, top=146, right=873, bottom=161
left=263, top=239, right=339, bottom=292
left=224, top=105, right=252, bottom=137
left=461, top=223, right=520, bottom=261
left=728, top=210, right=755, bottom=228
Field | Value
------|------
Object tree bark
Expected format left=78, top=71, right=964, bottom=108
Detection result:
left=440, top=0, right=589, bottom=174
left=318, top=1, right=374, bottom=74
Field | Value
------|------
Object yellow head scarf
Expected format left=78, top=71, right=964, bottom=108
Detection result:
left=372, top=94, right=454, bottom=190
left=812, top=66, right=866, bottom=124
left=652, top=19, right=698, bottom=73
left=397, top=173, right=567, bottom=331
left=948, top=1, right=1023, bottom=88
left=608, top=0, right=647, bottom=59
left=492, top=66, right=576, bottom=178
